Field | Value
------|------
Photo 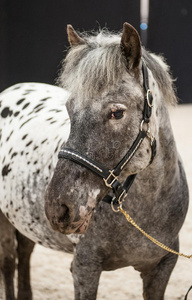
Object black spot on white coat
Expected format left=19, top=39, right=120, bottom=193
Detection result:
left=2, top=164, right=12, bottom=176
left=1, top=107, right=13, bottom=118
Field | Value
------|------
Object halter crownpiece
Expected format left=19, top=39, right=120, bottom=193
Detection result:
left=58, top=61, right=156, bottom=209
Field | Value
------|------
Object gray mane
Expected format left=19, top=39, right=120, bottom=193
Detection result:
left=142, top=48, right=177, bottom=105
left=58, top=30, right=177, bottom=105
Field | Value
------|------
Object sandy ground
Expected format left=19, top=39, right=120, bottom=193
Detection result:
left=23, top=105, right=192, bottom=299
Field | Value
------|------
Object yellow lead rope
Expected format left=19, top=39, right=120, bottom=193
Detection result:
left=118, top=206, right=192, bottom=259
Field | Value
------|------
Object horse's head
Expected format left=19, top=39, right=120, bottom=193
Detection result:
left=45, top=23, right=165, bottom=234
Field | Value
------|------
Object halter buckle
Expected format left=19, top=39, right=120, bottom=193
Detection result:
left=146, top=89, right=153, bottom=108
left=103, top=170, right=118, bottom=188
left=146, top=123, right=155, bottom=146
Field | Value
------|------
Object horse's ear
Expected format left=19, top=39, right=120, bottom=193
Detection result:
left=67, top=25, right=86, bottom=47
left=121, top=22, right=141, bottom=69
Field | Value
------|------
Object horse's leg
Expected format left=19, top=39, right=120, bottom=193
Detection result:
left=0, top=210, right=16, bottom=300
left=141, top=240, right=179, bottom=300
left=71, top=247, right=102, bottom=300
left=16, top=231, right=35, bottom=300
left=0, top=271, right=5, bottom=299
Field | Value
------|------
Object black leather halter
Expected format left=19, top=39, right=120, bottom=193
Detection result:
left=58, top=61, right=156, bottom=208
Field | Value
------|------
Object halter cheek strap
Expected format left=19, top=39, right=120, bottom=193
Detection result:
left=58, top=61, right=156, bottom=208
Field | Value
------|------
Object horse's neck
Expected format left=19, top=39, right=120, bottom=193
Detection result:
left=145, top=99, right=179, bottom=190
left=130, top=99, right=179, bottom=201
left=157, top=99, right=178, bottom=159
left=148, top=67, right=178, bottom=171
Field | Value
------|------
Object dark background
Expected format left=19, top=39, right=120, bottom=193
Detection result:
left=148, top=0, right=192, bottom=103
left=0, top=0, right=192, bottom=103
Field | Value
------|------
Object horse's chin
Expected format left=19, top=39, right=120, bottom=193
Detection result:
left=74, top=212, right=93, bottom=234
left=55, top=213, right=93, bottom=235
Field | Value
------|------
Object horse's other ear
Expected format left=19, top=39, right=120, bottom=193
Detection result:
left=121, top=22, right=141, bottom=69
left=67, top=25, right=86, bottom=47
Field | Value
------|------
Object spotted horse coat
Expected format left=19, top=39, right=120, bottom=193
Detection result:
left=0, top=82, right=74, bottom=299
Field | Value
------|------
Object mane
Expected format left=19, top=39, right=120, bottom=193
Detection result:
left=142, top=48, right=177, bottom=105
left=57, top=29, right=177, bottom=106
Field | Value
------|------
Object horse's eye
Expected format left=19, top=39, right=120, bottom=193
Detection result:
left=110, top=109, right=125, bottom=120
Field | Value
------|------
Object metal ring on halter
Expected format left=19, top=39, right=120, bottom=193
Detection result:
left=111, top=194, right=125, bottom=212
left=118, top=190, right=127, bottom=204
left=140, top=119, right=150, bottom=132
left=111, top=198, right=121, bottom=213
left=146, top=89, right=153, bottom=108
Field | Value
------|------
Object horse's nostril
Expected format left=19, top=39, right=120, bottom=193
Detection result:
left=58, top=204, right=69, bottom=223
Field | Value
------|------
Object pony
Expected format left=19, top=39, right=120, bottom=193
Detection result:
left=0, top=23, right=189, bottom=300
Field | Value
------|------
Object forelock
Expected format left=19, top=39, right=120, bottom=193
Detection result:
left=57, top=30, right=128, bottom=102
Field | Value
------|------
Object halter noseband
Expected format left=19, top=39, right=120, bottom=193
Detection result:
left=58, top=61, right=156, bottom=209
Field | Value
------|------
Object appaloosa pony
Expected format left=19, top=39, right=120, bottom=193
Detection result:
left=0, top=83, right=73, bottom=299
left=0, top=23, right=189, bottom=300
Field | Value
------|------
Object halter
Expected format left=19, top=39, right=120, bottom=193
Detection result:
left=58, top=61, right=156, bottom=210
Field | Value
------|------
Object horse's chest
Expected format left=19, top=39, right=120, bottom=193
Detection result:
left=80, top=200, right=179, bottom=271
